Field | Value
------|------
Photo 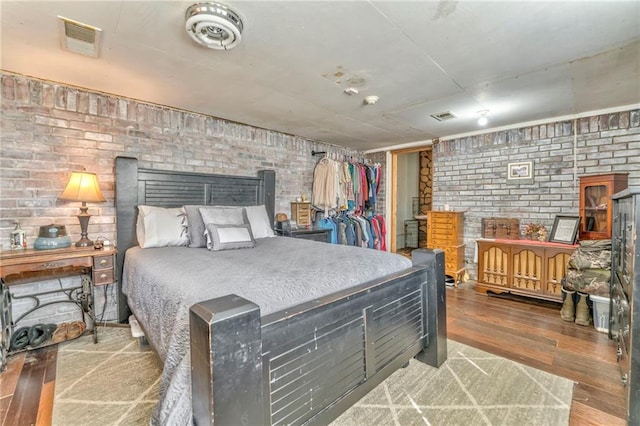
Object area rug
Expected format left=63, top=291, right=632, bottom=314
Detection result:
left=52, top=327, right=573, bottom=426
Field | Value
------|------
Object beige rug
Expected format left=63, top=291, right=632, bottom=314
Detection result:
left=52, top=327, right=573, bottom=425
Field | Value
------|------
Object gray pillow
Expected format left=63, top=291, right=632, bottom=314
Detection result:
left=205, top=223, right=255, bottom=251
left=183, top=205, right=207, bottom=248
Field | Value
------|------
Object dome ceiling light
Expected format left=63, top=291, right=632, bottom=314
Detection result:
left=185, top=2, right=243, bottom=50
left=477, top=110, right=490, bottom=126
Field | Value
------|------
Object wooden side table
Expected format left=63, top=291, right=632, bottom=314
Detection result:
left=0, top=246, right=117, bottom=369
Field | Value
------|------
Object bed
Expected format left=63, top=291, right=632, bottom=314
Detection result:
left=114, top=156, right=447, bottom=425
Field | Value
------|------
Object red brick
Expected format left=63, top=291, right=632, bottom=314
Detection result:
left=15, top=77, right=30, bottom=104
left=1, top=74, right=15, bottom=100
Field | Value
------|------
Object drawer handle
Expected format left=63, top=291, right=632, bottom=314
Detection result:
left=99, top=259, right=108, bottom=266
left=100, top=273, right=108, bottom=280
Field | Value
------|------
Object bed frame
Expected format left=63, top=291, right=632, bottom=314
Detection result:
left=114, top=156, right=447, bottom=426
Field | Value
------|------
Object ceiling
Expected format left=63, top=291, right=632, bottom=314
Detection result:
left=1, top=1, right=639, bottom=151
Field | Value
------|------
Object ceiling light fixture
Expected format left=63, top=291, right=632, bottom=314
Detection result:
left=477, top=110, right=489, bottom=126
left=344, top=87, right=359, bottom=96
left=185, top=2, right=243, bottom=50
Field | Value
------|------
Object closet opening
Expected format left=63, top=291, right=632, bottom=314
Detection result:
left=389, top=146, right=433, bottom=255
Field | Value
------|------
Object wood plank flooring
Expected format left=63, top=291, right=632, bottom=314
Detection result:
left=1, top=285, right=627, bottom=425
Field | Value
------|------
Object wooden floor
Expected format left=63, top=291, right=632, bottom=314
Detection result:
left=0, top=285, right=627, bottom=425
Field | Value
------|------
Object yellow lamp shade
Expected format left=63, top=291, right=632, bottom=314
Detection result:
left=59, top=171, right=106, bottom=203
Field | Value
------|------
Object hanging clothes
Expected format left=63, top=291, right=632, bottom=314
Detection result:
left=311, top=156, right=381, bottom=240
left=312, top=157, right=339, bottom=211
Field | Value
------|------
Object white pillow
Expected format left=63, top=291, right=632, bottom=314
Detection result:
left=205, top=223, right=255, bottom=251
left=136, top=205, right=188, bottom=248
left=244, top=205, right=275, bottom=239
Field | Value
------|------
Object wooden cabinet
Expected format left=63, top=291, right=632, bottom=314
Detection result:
left=611, top=187, right=639, bottom=424
left=476, top=239, right=575, bottom=302
left=427, top=211, right=465, bottom=284
left=290, top=202, right=311, bottom=227
left=579, top=173, right=628, bottom=240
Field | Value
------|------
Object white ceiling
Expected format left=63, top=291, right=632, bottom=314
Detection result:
left=1, top=1, right=639, bottom=151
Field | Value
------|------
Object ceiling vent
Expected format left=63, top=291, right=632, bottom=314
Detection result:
left=57, top=16, right=102, bottom=58
left=185, top=2, right=243, bottom=50
left=430, top=111, right=456, bottom=122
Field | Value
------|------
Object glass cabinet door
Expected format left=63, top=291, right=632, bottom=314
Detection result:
left=583, top=183, right=609, bottom=234
left=578, top=173, right=628, bottom=240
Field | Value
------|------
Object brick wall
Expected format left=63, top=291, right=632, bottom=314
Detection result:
left=1, top=72, right=363, bottom=325
left=1, top=72, right=365, bottom=247
left=432, top=110, right=640, bottom=279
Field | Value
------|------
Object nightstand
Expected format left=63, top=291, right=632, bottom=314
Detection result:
left=0, top=246, right=117, bottom=365
left=276, top=227, right=332, bottom=243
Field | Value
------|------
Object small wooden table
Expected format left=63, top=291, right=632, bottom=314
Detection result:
left=0, top=246, right=117, bottom=364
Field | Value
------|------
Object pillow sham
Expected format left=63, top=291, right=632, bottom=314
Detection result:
left=204, top=223, right=255, bottom=251
left=184, top=205, right=240, bottom=248
left=198, top=206, right=246, bottom=227
left=182, top=205, right=207, bottom=248
left=137, top=205, right=188, bottom=248
left=244, top=205, right=275, bottom=239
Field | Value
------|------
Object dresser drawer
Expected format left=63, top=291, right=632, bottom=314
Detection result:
left=93, top=269, right=115, bottom=286
left=429, top=232, right=460, bottom=245
left=428, top=244, right=465, bottom=270
left=93, top=255, right=114, bottom=270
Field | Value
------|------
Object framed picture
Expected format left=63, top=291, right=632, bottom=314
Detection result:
left=549, top=215, right=580, bottom=244
left=506, top=161, right=534, bottom=185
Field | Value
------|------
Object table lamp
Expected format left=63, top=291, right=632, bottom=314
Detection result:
left=59, top=171, right=106, bottom=247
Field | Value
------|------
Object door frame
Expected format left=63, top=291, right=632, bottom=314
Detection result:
left=387, top=145, right=433, bottom=253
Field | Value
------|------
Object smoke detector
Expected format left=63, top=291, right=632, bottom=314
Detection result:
left=363, top=95, right=379, bottom=105
left=185, top=2, right=243, bottom=50
left=57, top=16, right=103, bottom=58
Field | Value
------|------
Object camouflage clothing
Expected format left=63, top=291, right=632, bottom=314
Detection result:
left=563, top=239, right=611, bottom=297
left=567, top=239, right=612, bottom=270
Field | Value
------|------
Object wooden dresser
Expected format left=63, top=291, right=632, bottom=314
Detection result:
left=426, top=211, right=465, bottom=284
left=476, top=239, right=576, bottom=302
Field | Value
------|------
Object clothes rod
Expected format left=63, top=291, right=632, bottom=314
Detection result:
left=311, top=150, right=326, bottom=156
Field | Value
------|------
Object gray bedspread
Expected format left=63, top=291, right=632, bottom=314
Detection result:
left=122, top=237, right=412, bottom=425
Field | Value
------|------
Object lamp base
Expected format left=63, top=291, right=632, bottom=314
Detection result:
left=75, top=237, right=94, bottom=247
